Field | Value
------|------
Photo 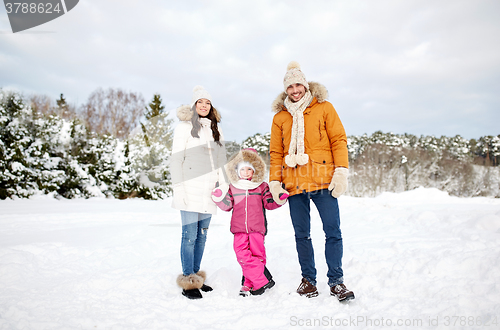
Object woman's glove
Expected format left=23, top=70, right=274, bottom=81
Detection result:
left=269, top=181, right=289, bottom=205
left=328, top=167, right=349, bottom=198
left=211, top=181, right=229, bottom=202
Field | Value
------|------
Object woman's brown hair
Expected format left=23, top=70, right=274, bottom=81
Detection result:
left=190, top=105, right=222, bottom=146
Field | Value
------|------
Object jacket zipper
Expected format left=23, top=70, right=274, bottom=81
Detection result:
left=245, top=190, right=249, bottom=233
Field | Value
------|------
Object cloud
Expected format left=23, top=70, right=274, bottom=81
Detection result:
left=1, top=0, right=499, bottom=142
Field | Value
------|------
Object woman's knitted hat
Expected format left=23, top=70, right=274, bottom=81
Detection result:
left=191, top=85, right=212, bottom=108
left=283, top=61, right=309, bottom=91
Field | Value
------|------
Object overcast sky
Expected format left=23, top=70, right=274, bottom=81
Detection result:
left=1, top=0, right=499, bottom=143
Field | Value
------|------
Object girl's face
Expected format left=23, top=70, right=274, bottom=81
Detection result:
left=196, top=98, right=211, bottom=117
left=239, top=166, right=254, bottom=180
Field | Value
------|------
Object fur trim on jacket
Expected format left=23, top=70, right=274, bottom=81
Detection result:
left=215, top=149, right=284, bottom=235
left=225, top=149, right=266, bottom=185
left=271, top=81, right=328, bottom=113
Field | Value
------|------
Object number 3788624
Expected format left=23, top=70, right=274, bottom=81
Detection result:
left=5, top=2, right=63, bottom=14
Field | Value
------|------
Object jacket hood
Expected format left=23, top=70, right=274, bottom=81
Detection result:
left=225, top=149, right=266, bottom=184
left=176, top=104, right=222, bottom=122
left=271, top=81, right=329, bottom=113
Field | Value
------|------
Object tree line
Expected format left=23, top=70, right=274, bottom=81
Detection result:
left=239, top=132, right=500, bottom=197
left=30, top=88, right=145, bottom=139
left=1, top=88, right=499, bottom=199
left=347, top=133, right=500, bottom=197
left=1, top=89, right=172, bottom=200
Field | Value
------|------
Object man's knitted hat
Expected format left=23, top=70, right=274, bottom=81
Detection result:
left=283, top=61, right=309, bottom=91
left=191, top=85, right=212, bottom=108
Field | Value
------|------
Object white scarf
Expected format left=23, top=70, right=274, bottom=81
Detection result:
left=199, top=117, right=215, bottom=171
left=199, top=118, right=213, bottom=148
left=232, top=179, right=261, bottom=190
left=283, top=91, right=313, bottom=167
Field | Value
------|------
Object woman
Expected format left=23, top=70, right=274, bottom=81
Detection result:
left=171, top=85, right=226, bottom=299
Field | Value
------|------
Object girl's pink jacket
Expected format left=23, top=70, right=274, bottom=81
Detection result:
left=214, top=182, right=282, bottom=235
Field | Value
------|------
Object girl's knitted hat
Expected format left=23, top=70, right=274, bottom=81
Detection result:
left=191, top=85, right=212, bottom=108
left=237, top=161, right=255, bottom=178
left=283, top=61, right=309, bottom=91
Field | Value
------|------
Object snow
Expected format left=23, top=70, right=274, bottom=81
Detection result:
left=58, top=121, right=72, bottom=146
left=1, top=188, right=499, bottom=329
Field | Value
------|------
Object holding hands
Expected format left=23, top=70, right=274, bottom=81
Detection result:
left=212, top=181, right=229, bottom=202
left=269, top=181, right=289, bottom=205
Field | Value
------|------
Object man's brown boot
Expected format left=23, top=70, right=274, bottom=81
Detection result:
left=296, top=278, right=319, bottom=298
left=330, top=283, right=355, bottom=302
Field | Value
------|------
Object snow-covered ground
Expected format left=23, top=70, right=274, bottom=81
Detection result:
left=1, top=187, right=499, bottom=330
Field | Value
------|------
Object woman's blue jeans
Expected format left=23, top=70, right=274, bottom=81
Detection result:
left=288, top=189, right=344, bottom=287
left=180, top=211, right=211, bottom=276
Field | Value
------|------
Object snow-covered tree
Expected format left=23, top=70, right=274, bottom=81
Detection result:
left=127, top=94, right=174, bottom=199
left=0, top=90, right=170, bottom=200
left=241, top=132, right=271, bottom=164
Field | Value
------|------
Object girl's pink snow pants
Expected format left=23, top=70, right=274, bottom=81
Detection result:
left=233, top=232, right=268, bottom=290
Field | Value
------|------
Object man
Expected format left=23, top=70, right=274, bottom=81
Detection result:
left=268, top=61, right=354, bottom=301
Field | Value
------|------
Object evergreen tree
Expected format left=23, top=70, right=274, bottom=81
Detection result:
left=241, top=132, right=271, bottom=163
left=56, top=93, right=68, bottom=118
left=0, top=91, right=32, bottom=199
left=113, top=141, right=138, bottom=199
left=142, top=93, right=165, bottom=146
left=1, top=91, right=65, bottom=198
left=144, top=94, right=165, bottom=120
left=128, top=93, right=174, bottom=199
left=0, top=90, right=143, bottom=199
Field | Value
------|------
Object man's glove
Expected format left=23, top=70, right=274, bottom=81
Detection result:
left=269, top=181, right=289, bottom=205
left=328, top=167, right=349, bottom=198
left=211, top=181, right=229, bottom=202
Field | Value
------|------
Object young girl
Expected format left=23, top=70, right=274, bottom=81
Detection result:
left=171, top=86, right=226, bottom=299
left=212, top=148, right=288, bottom=296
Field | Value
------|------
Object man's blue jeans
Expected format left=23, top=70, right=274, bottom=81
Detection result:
left=288, top=189, right=344, bottom=287
left=180, top=211, right=211, bottom=276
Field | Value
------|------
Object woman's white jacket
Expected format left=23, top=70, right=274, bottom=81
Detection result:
left=170, top=105, right=227, bottom=214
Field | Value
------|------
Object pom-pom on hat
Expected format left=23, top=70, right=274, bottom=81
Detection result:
left=283, top=61, right=309, bottom=91
left=191, top=85, right=212, bottom=108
